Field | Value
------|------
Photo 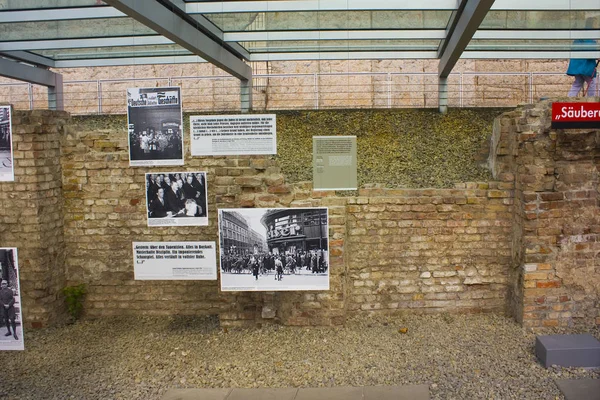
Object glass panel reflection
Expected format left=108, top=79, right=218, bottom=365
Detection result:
left=0, top=18, right=155, bottom=41
left=204, top=10, right=453, bottom=31
left=33, top=44, right=190, bottom=60
left=468, top=39, right=599, bottom=52
left=0, top=0, right=104, bottom=10
left=481, top=11, right=592, bottom=29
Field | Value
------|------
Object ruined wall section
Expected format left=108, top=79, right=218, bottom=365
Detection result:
left=60, top=116, right=348, bottom=326
left=0, top=110, right=68, bottom=327
left=492, top=99, right=600, bottom=328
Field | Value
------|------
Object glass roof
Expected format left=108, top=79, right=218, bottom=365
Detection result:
left=0, top=0, right=105, bottom=10
left=0, top=0, right=598, bottom=70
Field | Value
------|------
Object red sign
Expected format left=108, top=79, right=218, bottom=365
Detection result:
left=552, top=102, right=600, bottom=129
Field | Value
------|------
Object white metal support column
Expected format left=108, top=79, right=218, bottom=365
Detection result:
left=0, top=56, right=64, bottom=110
left=437, top=0, right=494, bottom=113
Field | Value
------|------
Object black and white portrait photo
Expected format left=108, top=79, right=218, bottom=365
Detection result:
left=127, top=87, right=183, bottom=167
left=145, top=171, right=208, bottom=227
left=218, top=208, right=329, bottom=291
left=0, top=106, right=14, bottom=182
left=0, top=248, right=24, bottom=351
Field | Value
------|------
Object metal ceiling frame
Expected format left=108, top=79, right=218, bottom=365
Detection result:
left=437, top=0, right=495, bottom=113
left=0, top=56, right=63, bottom=110
left=103, top=0, right=252, bottom=110
left=3, top=29, right=597, bottom=55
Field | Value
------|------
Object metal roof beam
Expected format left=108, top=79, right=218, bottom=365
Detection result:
left=187, top=0, right=467, bottom=13
left=103, top=0, right=251, bottom=80
left=438, top=0, right=495, bottom=78
left=0, top=56, right=57, bottom=87
left=0, top=56, right=63, bottom=110
left=225, top=29, right=600, bottom=42
left=0, top=51, right=55, bottom=68
left=186, top=0, right=596, bottom=13
left=250, top=51, right=438, bottom=61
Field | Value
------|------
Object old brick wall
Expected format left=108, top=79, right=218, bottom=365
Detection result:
left=492, top=99, right=600, bottom=328
left=6, top=105, right=598, bottom=329
left=346, top=185, right=513, bottom=314
left=0, top=109, right=68, bottom=327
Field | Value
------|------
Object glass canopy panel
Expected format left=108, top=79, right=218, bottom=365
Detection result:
left=481, top=10, right=593, bottom=29
left=0, top=0, right=105, bottom=10
left=33, top=44, right=192, bottom=60
left=239, top=39, right=442, bottom=53
left=467, top=39, right=600, bottom=52
left=203, top=10, right=453, bottom=31
left=0, top=18, right=155, bottom=41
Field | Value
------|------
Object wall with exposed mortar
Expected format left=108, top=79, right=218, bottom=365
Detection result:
left=491, top=98, right=600, bottom=329
left=2, top=103, right=599, bottom=330
left=0, top=110, right=68, bottom=328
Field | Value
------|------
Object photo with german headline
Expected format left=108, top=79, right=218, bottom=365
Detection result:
left=127, top=87, right=183, bottom=167
left=218, top=208, right=329, bottom=291
left=145, top=172, right=208, bottom=227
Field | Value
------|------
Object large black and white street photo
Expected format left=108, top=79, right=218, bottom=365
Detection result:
left=0, top=248, right=24, bottom=351
left=218, top=208, right=329, bottom=291
left=127, top=87, right=183, bottom=167
left=0, top=106, right=14, bottom=182
left=145, top=171, right=208, bottom=227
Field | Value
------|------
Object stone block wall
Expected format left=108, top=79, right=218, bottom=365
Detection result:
left=0, top=109, right=69, bottom=327
left=492, top=98, right=600, bottom=328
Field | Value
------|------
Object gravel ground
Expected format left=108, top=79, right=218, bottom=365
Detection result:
left=0, top=313, right=598, bottom=400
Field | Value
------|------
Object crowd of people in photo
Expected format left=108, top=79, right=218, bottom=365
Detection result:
left=147, top=172, right=206, bottom=218
left=221, top=249, right=328, bottom=281
left=130, top=126, right=182, bottom=160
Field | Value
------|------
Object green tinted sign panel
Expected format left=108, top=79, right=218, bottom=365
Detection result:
left=313, top=136, right=357, bottom=191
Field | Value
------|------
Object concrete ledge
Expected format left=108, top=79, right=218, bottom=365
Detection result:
left=161, top=385, right=430, bottom=400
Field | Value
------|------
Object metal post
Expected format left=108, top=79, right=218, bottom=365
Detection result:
left=28, top=83, right=33, bottom=110
left=314, top=73, right=319, bottom=110
left=387, top=73, right=392, bottom=108
left=528, top=72, right=533, bottom=103
left=460, top=72, right=463, bottom=108
left=240, top=78, right=252, bottom=113
left=48, top=73, right=64, bottom=110
left=97, top=81, right=103, bottom=114
left=438, top=76, right=448, bottom=114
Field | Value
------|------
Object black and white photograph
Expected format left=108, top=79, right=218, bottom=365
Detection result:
left=145, top=171, right=208, bottom=227
left=218, top=208, right=329, bottom=291
left=127, top=87, right=183, bottom=167
left=0, top=106, right=14, bottom=182
left=0, top=248, right=24, bottom=351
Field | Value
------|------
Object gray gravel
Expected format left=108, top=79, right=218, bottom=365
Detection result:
left=0, top=313, right=598, bottom=400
